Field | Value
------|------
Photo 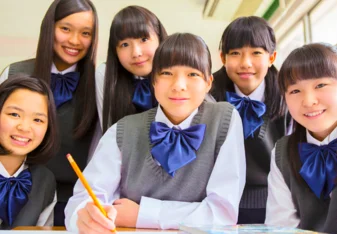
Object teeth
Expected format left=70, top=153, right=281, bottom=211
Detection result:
left=304, top=110, right=324, bottom=117
left=12, top=136, right=30, bottom=142
left=65, top=48, right=79, bottom=53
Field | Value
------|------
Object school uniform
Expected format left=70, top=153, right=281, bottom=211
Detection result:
left=95, top=63, right=157, bottom=128
left=212, top=68, right=286, bottom=224
left=0, top=59, right=101, bottom=226
left=265, top=128, right=337, bottom=233
left=65, top=101, right=246, bottom=232
left=0, top=162, right=56, bottom=229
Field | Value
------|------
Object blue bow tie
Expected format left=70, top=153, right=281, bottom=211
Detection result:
left=299, top=138, right=337, bottom=199
left=226, top=92, right=266, bottom=139
left=51, top=72, right=80, bottom=108
left=150, top=122, right=206, bottom=177
left=132, top=78, right=155, bottom=111
left=0, top=168, right=32, bottom=226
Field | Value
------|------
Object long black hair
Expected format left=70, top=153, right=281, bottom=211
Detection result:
left=102, top=6, right=167, bottom=133
left=33, top=0, right=98, bottom=139
left=211, top=16, right=280, bottom=118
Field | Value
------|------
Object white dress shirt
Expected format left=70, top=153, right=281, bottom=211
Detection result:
left=234, top=79, right=265, bottom=102
left=265, top=126, right=337, bottom=226
left=65, top=105, right=246, bottom=231
left=0, top=162, right=57, bottom=226
left=95, top=63, right=106, bottom=128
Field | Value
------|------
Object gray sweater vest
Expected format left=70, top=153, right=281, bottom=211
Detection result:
left=8, top=59, right=94, bottom=202
left=275, top=136, right=337, bottom=233
left=0, top=165, right=56, bottom=230
left=240, top=116, right=285, bottom=209
left=213, top=68, right=286, bottom=209
left=116, top=102, right=233, bottom=203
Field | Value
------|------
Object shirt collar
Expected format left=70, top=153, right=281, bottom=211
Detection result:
left=134, top=76, right=145, bottom=80
left=306, top=126, right=337, bottom=145
left=155, top=105, right=198, bottom=130
left=51, top=63, right=77, bottom=74
left=234, top=79, right=265, bottom=102
left=0, top=161, right=28, bottom=178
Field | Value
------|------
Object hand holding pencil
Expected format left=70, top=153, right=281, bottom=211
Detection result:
left=67, top=154, right=117, bottom=233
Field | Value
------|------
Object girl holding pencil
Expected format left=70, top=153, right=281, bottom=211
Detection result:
left=65, top=33, right=246, bottom=233
left=0, top=75, right=58, bottom=229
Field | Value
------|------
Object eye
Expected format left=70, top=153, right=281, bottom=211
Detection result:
left=188, top=72, right=201, bottom=77
left=61, top=26, right=70, bottom=32
left=120, top=42, right=128, bottom=48
left=229, top=51, right=239, bottom=55
left=141, top=37, right=149, bottom=42
left=316, top=83, right=326, bottom=89
left=82, top=31, right=92, bottom=37
left=34, top=118, right=44, bottom=123
left=253, top=51, right=263, bottom=55
left=159, top=71, right=172, bottom=76
left=8, top=113, right=20, bottom=117
left=289, top=89, right=300, bottom=94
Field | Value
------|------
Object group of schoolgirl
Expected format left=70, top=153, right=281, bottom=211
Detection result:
left=0, top=0, right=335, bottom=233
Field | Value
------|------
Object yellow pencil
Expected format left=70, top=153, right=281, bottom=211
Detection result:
left=66, top=153, right=116, bottom=232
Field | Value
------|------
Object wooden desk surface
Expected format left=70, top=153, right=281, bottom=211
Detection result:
left=13, top=226, right=176, bottom=231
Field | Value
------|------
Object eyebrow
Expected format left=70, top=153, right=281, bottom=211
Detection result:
left=60, top=22, right=93, bottom=31
left=6, top=106, right=48, bottom=118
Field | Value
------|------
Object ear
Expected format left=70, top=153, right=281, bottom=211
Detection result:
left=269, top=51, right=277, bottom=67
left=220, top=52, right=226, bottom=67
left=206, top=74, right=214, bottom=93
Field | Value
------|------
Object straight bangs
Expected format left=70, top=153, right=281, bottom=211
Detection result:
left=110, top=6, right=159, bottom=47
left=220, top=16, right=275, bottom=54
left=279, top=43, right=337, bottom=94
left=152, top=33, right=211, bottom=82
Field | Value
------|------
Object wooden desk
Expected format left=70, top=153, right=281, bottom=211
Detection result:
left=13, top=226, right=176, bottom=231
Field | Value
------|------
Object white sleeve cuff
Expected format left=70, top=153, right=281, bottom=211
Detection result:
left=66, top=198, right=92, bottom=232
left=136, top=196, right=161, bottom=229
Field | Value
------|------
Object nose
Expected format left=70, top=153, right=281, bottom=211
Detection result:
left=172, top=75, right=187, bottom=91
left=132, top=44, right=142, bottom=58
left=17, top=119, right=31, bottom=132
left=302, top=91, right=318, bottom=107
left=240, top=54, right=252, bottom=69
left=68, top=32, right=80, bottom=46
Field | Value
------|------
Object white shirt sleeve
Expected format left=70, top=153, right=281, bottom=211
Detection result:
left=65, top=124, right=121, bottom=232
left=265, top=147, right=300, bottom=227
left=36, top=192, right=57, bottom=226
left=0, top=66, right=9, bottom=84
left=136, top=109, right=246, bottom=229
left=95, top=63, right=106, bottom=129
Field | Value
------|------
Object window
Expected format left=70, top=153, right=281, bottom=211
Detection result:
left=310, top=1, right=337, bottom=45
left=276, top=21, right=305, bottom=68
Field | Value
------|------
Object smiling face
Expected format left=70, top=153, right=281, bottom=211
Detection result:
left=153, top=66, right=212, bottom=125
left=0, top=89, right=48, bottom=159
left=285, top=77, right=337, bottom=141
left=53, top=11, right=94, bottom=71
left=221, top=46, right=276, bottom=95
left=116, top=30, right=160, bottom=77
